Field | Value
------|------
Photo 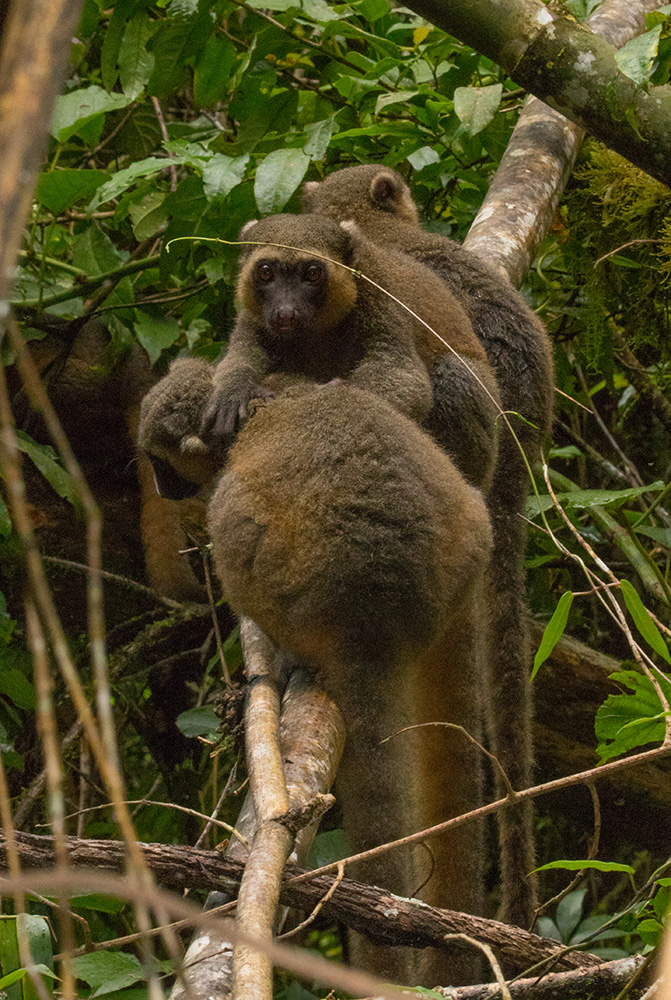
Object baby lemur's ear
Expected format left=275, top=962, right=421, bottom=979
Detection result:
left=301, top=180, right=320, bottom=210
left=369, top=169, right=418, bottom=224
left=239, top=219, right=258, bottom=239
left=369, top=169, right=401, bottom=207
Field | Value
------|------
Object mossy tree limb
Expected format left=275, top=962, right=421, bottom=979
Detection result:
left=401, top=0, right=671, bottom=189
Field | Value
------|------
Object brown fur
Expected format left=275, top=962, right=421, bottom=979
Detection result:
left=138, top=359, right=492, bottom=987
left=201, top=213, right=500, bottom=491
left=11, top=318, right=205, bottom=604
left=304, top=165, right=556, bottom=926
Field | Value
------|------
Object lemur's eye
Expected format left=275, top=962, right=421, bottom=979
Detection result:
left=303, top=262, right=325, bottom=284
left=255, top=262, right=274, bottom=284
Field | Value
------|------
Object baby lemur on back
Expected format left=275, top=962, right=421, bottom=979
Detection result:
left=303, top=165, right=555, bottom=926
left=139, top=356, right=492, bottom=987
left=200, top=212, right=500, bottom=492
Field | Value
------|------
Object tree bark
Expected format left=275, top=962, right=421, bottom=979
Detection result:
left=170, top=665, right=345, bottom=1000
left=0, top=829, right=604, bottom=974
left=400, top=0, right=671, bottom=190
left=434, top=956, right=648, bottom=1000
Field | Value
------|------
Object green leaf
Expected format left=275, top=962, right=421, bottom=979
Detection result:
left=307, top=828, right=350, bottom=869
left=407, top=145, right=440, bottom=171
left=73, top=952, right=144, bottom=991
left=534, top=860, right=636, bottom=875
left=0, top=970, right=28, bottom=992
left=50, top=86, right=132, bottom=143
left=67, top=894, right=126, bottom=914
left=620, top=579, right=671, bottom=665
left=15, top=432, right=78, bottom=506
left=531, top=592, right=573, bottom=680
left=133, top=311, right=181, bottom=365
left=202, top=154, right=249, bottom=202
left=526, top=481, right=664, bottom=518
left=176, top=706, right=221, bottom=738
left=0, top=669, right=35, bottom=711
left=615, top=24, right=662, bottom=86
left=88, top=156, right=184, bottom=210
left=375, top=90, right=419, bottom=114
left=193, top=36, right=237, bottom=107
left=454, top=84, right=503, bottom=136
left=101, top=0, right=134, bottom=90
left=555, top=888, right=586, bottom=942
left=254, top=149, right=311, bottom=214
left=633, top=524, right=671, bottom=547
left=303, top=117, right=335, bottom=161
left=37, top=170, right=111, bottom=215
left=72, top=223, right=128, bottom=276
left=128, top=192, right=169, bottom=241
left=595, top=670, right=671, bottom=761
left=148, top=14, right=209, bottom=98
left=119, top=13, right=156, bottom=100
left=637, top=918, right=664, bottom=947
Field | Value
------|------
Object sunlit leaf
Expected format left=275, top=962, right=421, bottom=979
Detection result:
left=454, top=84, right=503, bottom=136
left=615, top=24, right=662, bottom=85
left=50, top=86, right=132, bottom=143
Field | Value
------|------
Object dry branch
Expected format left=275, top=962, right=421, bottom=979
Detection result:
left=232, top=619, right=293, bottom=1000
left=0, top=829, right=603, bottom=974
left=435, top=956, right=648, bottom=1000
left=170, top=665, right=345, bottom=1000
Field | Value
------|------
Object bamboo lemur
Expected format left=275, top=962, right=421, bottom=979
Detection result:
left=303, top=165, right=555, bottom=926
left=200, top=213, right=501, bottom=492
left=139, top=356, right=492, bottom=987
left=13, top=318, right=206, bottom=603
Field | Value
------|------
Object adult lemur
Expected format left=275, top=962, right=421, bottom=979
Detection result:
left=303, top=166, right=555, bottom=926
left=140, top=212, right=496, bottom=983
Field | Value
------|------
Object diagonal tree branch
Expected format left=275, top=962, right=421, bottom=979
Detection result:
left=464, top=0, right=663, bottom=285
left=399, top=0, right=671, bottom=189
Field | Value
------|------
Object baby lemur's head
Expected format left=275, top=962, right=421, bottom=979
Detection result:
left=236, top=214, right=359, bottom=342
left=302, top=164, right=420, bottom=227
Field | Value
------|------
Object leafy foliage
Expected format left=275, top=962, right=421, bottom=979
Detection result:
left=3, top=0, right=671, bottom=995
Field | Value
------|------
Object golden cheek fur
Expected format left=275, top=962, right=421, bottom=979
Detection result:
left=236, top=249, right=358, bottom=327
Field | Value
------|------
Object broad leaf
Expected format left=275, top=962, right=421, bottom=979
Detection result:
left=73, top=952, right=144, bottom=990
left=119, top=13, right=156, bottom=100
left=176, top=706, right=221, bottom=738
left=134, top=311, right=181, bottom=365
left=15, top=432, right=78, bottom=506
left=193, top=36, right=238, bottom=107
left=37, top=170, right=110, bottom=215
left=0, top=669, right=35, bottom=711
left=615, top=24, right=662, bottom=86
left=50, top=86, right=132, bottom=143
left=303, top=118, right=335, bottom=161
left=202, top=154, right=249, bottom=202
left=454, top=84, right=503, bottom=136
left=595, top=670, right=671, bottom=761
left=254, top=149, right=311, bottom=214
